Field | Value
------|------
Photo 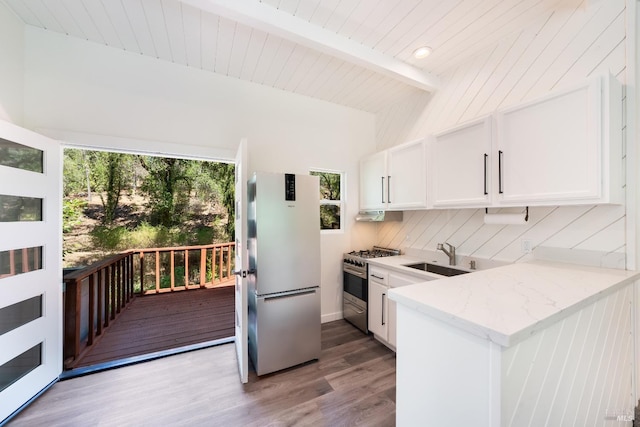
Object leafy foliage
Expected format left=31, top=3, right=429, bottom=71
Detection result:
left=62, top=198, right=87, bottom=233
left=64, top=148, right=236, bottom=265
left=310, top=171, right=341, bottom=230
left=311, top=171, right=341, bottom=201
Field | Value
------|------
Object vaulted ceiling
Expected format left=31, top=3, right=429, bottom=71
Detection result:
left=3, top=0, right=580, bottom=113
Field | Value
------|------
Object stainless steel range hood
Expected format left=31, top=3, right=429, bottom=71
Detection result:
left=355, top=210, right=403, bottom=222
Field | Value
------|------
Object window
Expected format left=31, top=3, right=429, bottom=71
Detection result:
left=310, top=170, right=343, bottom=231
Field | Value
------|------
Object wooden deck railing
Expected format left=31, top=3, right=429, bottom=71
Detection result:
left=63, top=242, right=235, bottom=369
left=137, top=242, right=235, bottom=294
left=63, top=251, right=134, bottom=368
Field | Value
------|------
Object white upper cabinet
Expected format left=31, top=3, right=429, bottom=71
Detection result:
left=387, top=139, right=427, bottom=210
left=494, top=74, right=622, bottom=206
left=426, top=73, right=622, bottom=209
left=359, top=151, right=387, bottom=210
left=359, top=138, right=427, bottom=211
left=430, top=116, right=493, bottom=208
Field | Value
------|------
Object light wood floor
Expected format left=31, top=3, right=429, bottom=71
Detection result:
left=10, top=320, right=396, bottom=426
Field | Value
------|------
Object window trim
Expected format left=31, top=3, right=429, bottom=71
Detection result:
left=310, top=169, right=345, bottom=234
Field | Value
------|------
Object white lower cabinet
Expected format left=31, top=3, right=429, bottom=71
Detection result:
left=369, top=267, right=426, bottom=349
left=368, top=268, right=388, bottom=339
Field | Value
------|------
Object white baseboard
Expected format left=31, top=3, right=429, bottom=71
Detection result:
left=321, top=311, right=343, bottom=324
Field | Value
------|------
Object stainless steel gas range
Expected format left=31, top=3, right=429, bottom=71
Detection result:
left=342, top=246, right=400, bottom=334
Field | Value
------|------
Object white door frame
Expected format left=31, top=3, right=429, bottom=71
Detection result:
left=234, top=138, right=249, bottom=383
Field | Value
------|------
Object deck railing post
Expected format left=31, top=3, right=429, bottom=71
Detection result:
left=226, top=244, right=232, bottom=281
left=123, top=255, right=133, bottom=303
left=170, top=250, right=175, bottom=291
left=115, top=259, right=121, bottom=314
left=97, top=269, right=103, bottom=337
left=104, top=265, right=110, bottom=327
left=88, top=273, right=95, bottom=346
left=119, top=258, right=125, bottom=309
left=184, top=249, right=189, bottom=288
left=155, top=250, right=160, bottom=293
left=218, top=246, right=223, bottom=284
left=129, top=253, right=134, bottom=298
left=110, top=263, right=116, bottom=320
left=200, top=248, right=206, bottom=288
left=139, top=251, right=145, bottom=295
left=63, top=277, right=82, bottom=365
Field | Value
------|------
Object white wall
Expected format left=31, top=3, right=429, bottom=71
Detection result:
left=0, top=2, right=24, bottom=125
left=22, top=27, right=377, bottom=322
left=375, top=0, right=628, bottom=269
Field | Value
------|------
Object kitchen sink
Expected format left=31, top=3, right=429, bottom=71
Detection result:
left=404, top=262, right=470, bottom=277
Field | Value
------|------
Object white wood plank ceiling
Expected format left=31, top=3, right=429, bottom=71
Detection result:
left=3, top=0, right=579, bottom=113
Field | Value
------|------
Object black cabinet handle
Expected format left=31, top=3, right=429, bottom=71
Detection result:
left=498, top=150, right=504, bottom=194
left=382, top=293, right=386, bottom=326
left=381, top=177, right=385, bottom=203
left=483, top=153, right=488, bottom=195
left=387, top=176, right=391, bottom=204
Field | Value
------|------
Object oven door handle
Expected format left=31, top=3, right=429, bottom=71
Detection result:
left=344, top=299, right=365, bottom=315
left=344, top=266, right=366, bottom=279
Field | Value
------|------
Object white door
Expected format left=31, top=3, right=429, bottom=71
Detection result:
left=234, top=139, right=248, bottom=383
left=0, top=120, right=62, bottom=422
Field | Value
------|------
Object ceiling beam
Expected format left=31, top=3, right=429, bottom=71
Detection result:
left=180, top=0, right=440, bottom=93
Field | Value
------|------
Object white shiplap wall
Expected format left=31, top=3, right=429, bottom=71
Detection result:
left=502, top=283, right=634, bottom=425
left=375, top=0, right=628, bottom=267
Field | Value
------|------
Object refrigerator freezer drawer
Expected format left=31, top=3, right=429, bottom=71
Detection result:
left=249, top=288, right=321, bottom=376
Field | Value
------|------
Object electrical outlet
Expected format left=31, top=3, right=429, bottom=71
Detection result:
left=521, top=239, right=532, bottom=254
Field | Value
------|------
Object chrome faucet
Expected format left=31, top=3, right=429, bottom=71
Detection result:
left=437, top=242, right=456, bottom=266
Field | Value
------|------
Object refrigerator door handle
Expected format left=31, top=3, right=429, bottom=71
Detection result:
left=264, top=289, right=317, bottom=301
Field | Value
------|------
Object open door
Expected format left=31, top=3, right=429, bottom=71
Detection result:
left=0, top=120, right=62, bottom=422
left=234, top=138, right=248, bottom=383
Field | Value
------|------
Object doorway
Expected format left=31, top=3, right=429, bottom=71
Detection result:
left=61, top=148, right=237, bottom=371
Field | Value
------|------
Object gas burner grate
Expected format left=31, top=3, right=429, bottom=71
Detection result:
left=347, top=246, right=401, bottom=259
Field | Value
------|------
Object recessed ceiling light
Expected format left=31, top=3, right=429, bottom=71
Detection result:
left=413, top=46, right=432, bottom=59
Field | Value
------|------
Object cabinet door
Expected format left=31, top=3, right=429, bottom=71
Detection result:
left=430, top=117, right=492, bottom=208
left=359, top=151, right=387, bottom=210
left=495, top=79, right=601, bottom=205
left=387, top=138, right=427, bottom=210
left=368, top=281, right=388, bottom=339
left=388, top=272, right=424, bottom=348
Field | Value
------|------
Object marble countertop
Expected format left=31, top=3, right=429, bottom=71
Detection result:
left=387, top=260, right=640, bottom=347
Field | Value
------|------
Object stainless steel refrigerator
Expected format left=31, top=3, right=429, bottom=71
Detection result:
left=247, top=172, right=321, bottom=376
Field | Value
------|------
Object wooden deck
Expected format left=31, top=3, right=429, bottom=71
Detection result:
left=69, top=285, right=235, bottom=369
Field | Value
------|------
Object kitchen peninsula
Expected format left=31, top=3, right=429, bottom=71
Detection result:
left=388, top=261, right=640, bottom=426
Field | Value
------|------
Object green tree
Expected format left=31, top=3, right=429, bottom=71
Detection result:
left=138, top=157, right=195, bottom=227
left=206, top=162, right=235, bottom=239
left=63, top=149, right=89, bottom=197
left=90, top=152, right=135, bottom=224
